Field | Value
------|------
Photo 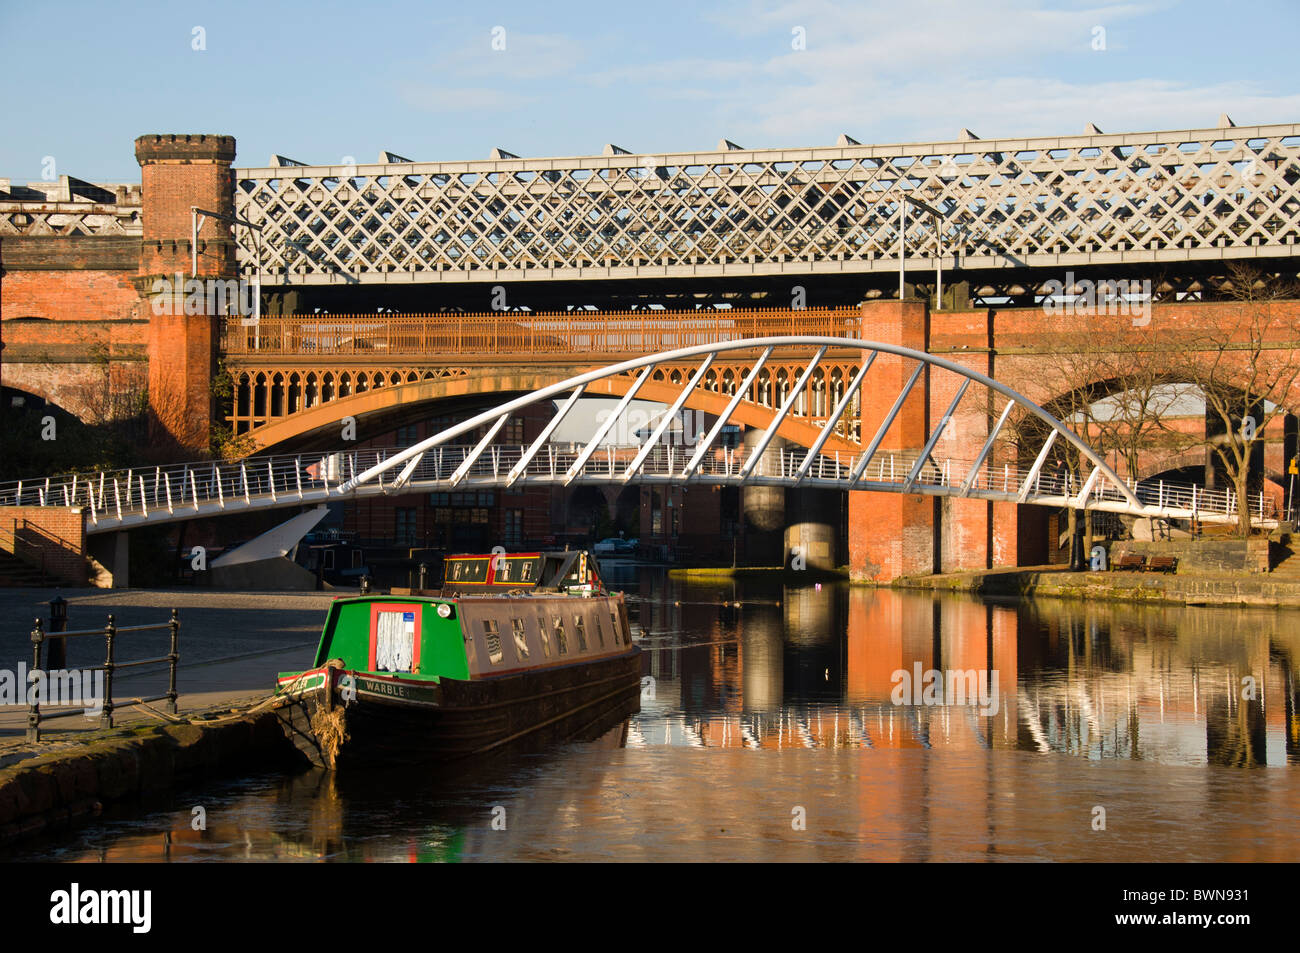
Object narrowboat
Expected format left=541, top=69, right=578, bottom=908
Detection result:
left=273, top=550, right=641, bottom=769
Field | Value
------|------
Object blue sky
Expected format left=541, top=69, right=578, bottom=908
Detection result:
left=2, top=0, right=1299, bottom=182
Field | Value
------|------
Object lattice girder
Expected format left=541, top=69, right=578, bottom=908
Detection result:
left=232, top=125, right=1300, bottom=285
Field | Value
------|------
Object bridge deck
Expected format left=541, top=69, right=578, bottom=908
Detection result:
left=0, top=444, right=1272, bottom=534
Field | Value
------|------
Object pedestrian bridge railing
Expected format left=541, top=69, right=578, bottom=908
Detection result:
left=0, top=442, right=1274, bottom=533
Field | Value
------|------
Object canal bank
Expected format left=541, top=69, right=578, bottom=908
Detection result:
left=0, top=589, right=332, bottom=845
left=667, top=565, right=847, bottom=584
left=893, top=565, right=1300, bottom=607
left=666, top=562, right=1300, bottom=608
left=0, top=707, right=297, bottom=845
left=0, top=642, right=319, bottom=845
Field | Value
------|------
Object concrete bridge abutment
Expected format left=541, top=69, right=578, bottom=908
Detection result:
left=785, top=487, right=840, bottom=572
left=87, top=530, right=131, bottom=589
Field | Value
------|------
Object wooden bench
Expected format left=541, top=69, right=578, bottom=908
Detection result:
left=1145, top=554, right=1178, bottom=573
left=1113, top=553, right=1146, bottom=571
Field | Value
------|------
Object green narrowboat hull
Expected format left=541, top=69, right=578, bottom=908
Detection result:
left=275, top=650, right=641, bottom=769
left=274, top=550, right=642, bottom=769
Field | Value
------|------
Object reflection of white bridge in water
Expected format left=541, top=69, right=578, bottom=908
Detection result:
left=627, top=700, right=1007, bottom=751
left=0, top=337, right=1276, bottom=532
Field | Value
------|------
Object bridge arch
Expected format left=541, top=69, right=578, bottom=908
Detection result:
left=0, top=372, right=104, bottom=425
left=1030, top=372, right=1297, bottom=491
left=246, top=362, right=865, bottom=455
left=338, top=336, right=1143, bottom=514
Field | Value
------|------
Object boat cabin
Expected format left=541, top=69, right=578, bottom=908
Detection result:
left=287, top=549, right=630, bottom=689
left=436, top=550, right=605, bottom=597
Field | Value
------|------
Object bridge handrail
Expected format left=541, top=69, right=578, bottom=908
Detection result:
left=0, top=440, right=1273, bottom=528
left=219, top=308, right=863, bottom=357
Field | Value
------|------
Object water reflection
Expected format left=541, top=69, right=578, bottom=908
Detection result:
left=8, top=565, right=1300, bottom=862
left=610, top=563, right=1300, bottom=768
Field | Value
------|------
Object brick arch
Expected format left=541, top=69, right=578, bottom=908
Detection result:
left=0, top=377, right=85, bottom=418
left=1143, top=449, right=1212, bottom=479
left=247, top=365, right=863, bottom=455
left=1, top=365, right=112, bottom=424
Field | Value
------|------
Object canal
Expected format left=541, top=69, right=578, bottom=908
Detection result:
left=5, top=565, right=1299, bottom=862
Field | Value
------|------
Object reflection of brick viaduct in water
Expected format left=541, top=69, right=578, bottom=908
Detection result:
left=6, top=130, right=1300, bottom=582
left=841, top=588, right=1287, bottom=763
left=634, top=580, right=1295, bottom=764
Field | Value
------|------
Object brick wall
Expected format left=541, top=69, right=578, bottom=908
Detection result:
left=1, top=267, right=142, bottom=324
left=0, top=507, right=88, bottom=585
left=1, top=233, right=147, bottom=421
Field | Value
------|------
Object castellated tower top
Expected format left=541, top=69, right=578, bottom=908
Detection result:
left=134, top=134, right=236, bottom=164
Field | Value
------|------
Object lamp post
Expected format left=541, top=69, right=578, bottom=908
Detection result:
left=903, top=194, right=947, bottom=310
left=191, top=205, right=265, bottom=333
left=878, top=170, right=947, bottom=307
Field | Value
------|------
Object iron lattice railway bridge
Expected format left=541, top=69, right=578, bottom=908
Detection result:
left=4, top=122, right=1298, bottom=312
left=224, top=123, right=1300, bottom=309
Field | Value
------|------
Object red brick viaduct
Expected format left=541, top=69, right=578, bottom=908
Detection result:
left=3, top=133, right=1299, bottom=583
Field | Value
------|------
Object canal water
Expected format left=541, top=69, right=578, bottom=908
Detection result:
left=6, top=565, right=1300, bottom=862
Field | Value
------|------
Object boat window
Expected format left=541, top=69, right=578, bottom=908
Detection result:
left=375, top=610, right=416, bottom=673
left=611, top=610, right=622, bottom=645
left=496, top=560, right=512, bottom=582
left=537, top=613, right=552, bottom=657
left=449, top=559, right=488, bottom=583
left=574, top=615, right=588, bottom=652
left=519, top=561, right=533, bottom=582
left=594, top=614, right=606, bottom=648
left=482, top=619, right=503, bottom=665
left=553, top=616, right=568, bottom=655
left=511, top=618, right=529, bottom=660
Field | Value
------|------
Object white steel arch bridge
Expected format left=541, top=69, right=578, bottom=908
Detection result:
left=0, top=337, right=1275, bottom=534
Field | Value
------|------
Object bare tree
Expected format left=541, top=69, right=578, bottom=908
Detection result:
left=1032, top=311, right=1194, bottom=555
left=1172, top=264, right=1300, bottom=535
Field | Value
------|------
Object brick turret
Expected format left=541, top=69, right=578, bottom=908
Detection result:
left=135, top=134, right=237, bottom=453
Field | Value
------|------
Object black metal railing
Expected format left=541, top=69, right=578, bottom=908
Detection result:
left=26, top=607, right=180, bottom=742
